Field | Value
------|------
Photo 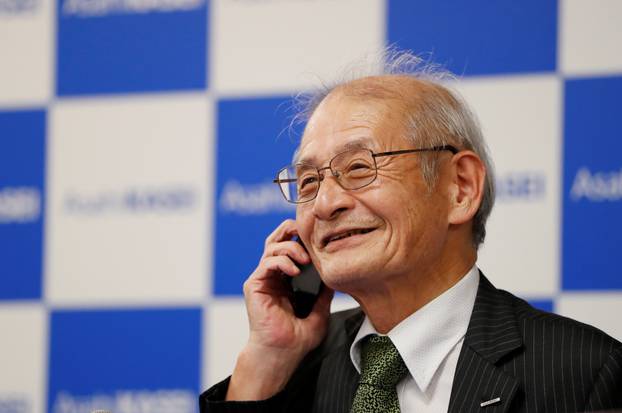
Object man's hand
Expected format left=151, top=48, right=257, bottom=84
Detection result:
left=226, top=219, right=334, bottom=401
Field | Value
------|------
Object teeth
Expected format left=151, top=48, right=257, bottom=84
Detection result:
left=327, top=229, right=371, bottom=243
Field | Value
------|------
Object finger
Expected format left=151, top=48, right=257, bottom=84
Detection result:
left=264, top=240, right=310, bottom=263
left=304, top=287, right=334, bottom=325
left=265, top=219, right=297, bottom=246
left=254, top=255, right=301, bottom=281
left=246, top=273, right=293, bottom=299
left=244, top=256, right=299, bottom=298
left=314, top=286, right=334, bottom=316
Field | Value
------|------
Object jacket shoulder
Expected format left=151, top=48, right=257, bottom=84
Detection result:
left=501, top=287, right=621, bottom=353
left=493, top=286, right=622, bottom=394
left=469, top=277, right=622, bottom=411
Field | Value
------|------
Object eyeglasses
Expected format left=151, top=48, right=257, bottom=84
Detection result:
left=273, top=145, right=458, bottom=204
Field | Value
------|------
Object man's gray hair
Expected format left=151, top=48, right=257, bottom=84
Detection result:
left=292, top=48, right=496, bottom=247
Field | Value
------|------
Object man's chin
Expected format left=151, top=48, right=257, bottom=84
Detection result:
left=317, top=262, right=376, bottom=292
left=314, top=241, right=385, bottom=288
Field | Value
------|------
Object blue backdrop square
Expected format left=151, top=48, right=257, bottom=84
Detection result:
left=388, top=0, right=557, bottom=76
left=562, top=76, right=622, bottom=290
left=527, top=299, right=554, bottom=313
left=0, top=110, right=45, bottom=300
left=56, top=0, right=208, bottom=95
left=214, top=97, right=302, bottom=295
left=48, top=308, right=201, bottom=411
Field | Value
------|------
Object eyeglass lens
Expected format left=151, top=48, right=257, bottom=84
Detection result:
left=278, top=149, right=378, bottom=203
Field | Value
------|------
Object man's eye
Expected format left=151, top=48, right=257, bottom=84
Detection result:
left=299, top=175, right=318, bottom=189
left=345, top=162, right=372, bottom=174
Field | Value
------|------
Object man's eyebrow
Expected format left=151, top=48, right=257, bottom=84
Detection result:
left=294, top=137, right=375, bottom=165
left=342, top=139, right=373, bottom=151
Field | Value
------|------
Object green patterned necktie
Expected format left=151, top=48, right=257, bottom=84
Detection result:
left=351, top=335, right=409, bottom=413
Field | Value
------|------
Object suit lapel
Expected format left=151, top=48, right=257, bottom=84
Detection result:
left=312, top=310, right=364, bottom=413
left=448, top=345, right=520, bottom=413
left=448, top=274, right=522, bottom=413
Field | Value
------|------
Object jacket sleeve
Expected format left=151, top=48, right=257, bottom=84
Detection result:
left=198, top=377, right=286, bottom=413
left=584, top=345, right=622, bottom=411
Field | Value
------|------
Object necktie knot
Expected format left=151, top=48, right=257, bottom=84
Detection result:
left=359, top=335, right=408, bottom=390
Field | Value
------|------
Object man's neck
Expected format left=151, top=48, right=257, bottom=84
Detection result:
left=348, top=254, right=477, bottom=334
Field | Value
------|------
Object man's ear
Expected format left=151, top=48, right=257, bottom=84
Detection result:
left=447, top=151, right=486, bottom=225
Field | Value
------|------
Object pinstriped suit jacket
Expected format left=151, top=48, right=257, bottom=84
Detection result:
left=200, top=274, right=622, bottom=412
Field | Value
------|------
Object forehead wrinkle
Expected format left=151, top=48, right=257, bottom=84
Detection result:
left=294, top=95, right=388, bottom=165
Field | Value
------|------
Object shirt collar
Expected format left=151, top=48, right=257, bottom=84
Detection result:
left=349, top=266, right=480, bottom=393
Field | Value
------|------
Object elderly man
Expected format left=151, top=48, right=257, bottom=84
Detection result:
left=200, top=53, right=622, bottom=412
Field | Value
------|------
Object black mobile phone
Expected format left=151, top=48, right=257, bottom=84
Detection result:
left=288, top=238, right=324, bottom=318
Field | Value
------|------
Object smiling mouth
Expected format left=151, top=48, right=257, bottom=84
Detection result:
left=322, top=228, right=375, bottom=247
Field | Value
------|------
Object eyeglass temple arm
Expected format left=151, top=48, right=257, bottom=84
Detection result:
left=373, top=145, right=459, bottom=158
left=273, top=178, right=296, bottom=183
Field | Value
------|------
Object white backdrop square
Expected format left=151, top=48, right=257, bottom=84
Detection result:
left=455, top=75, right=562, bottom=297
left=0, top=0, right=53, bottom=106
left=557, top=292, right=622, bottom=342
left=45, top=94, right=212, bottom=305
left=0, top=1, right=621, bottom=411
left=204, top=299, right=248, bottom=387
left=211, top=0, right=385, bottom=95
left=0, top=304, right=47, bottom=413
left=560, top=0, right=622, bottom=76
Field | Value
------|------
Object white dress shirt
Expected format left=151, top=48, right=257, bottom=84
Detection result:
left=349, top=266, right=480, bottom=413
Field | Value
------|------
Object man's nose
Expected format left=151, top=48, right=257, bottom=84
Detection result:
left=312, top=174, right=354, bottom=220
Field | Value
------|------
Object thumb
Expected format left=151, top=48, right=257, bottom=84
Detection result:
left=305, top=286, right=334, bottom=325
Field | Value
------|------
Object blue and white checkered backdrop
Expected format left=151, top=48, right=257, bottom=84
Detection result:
left=1, top=1, right=621, bottom=412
